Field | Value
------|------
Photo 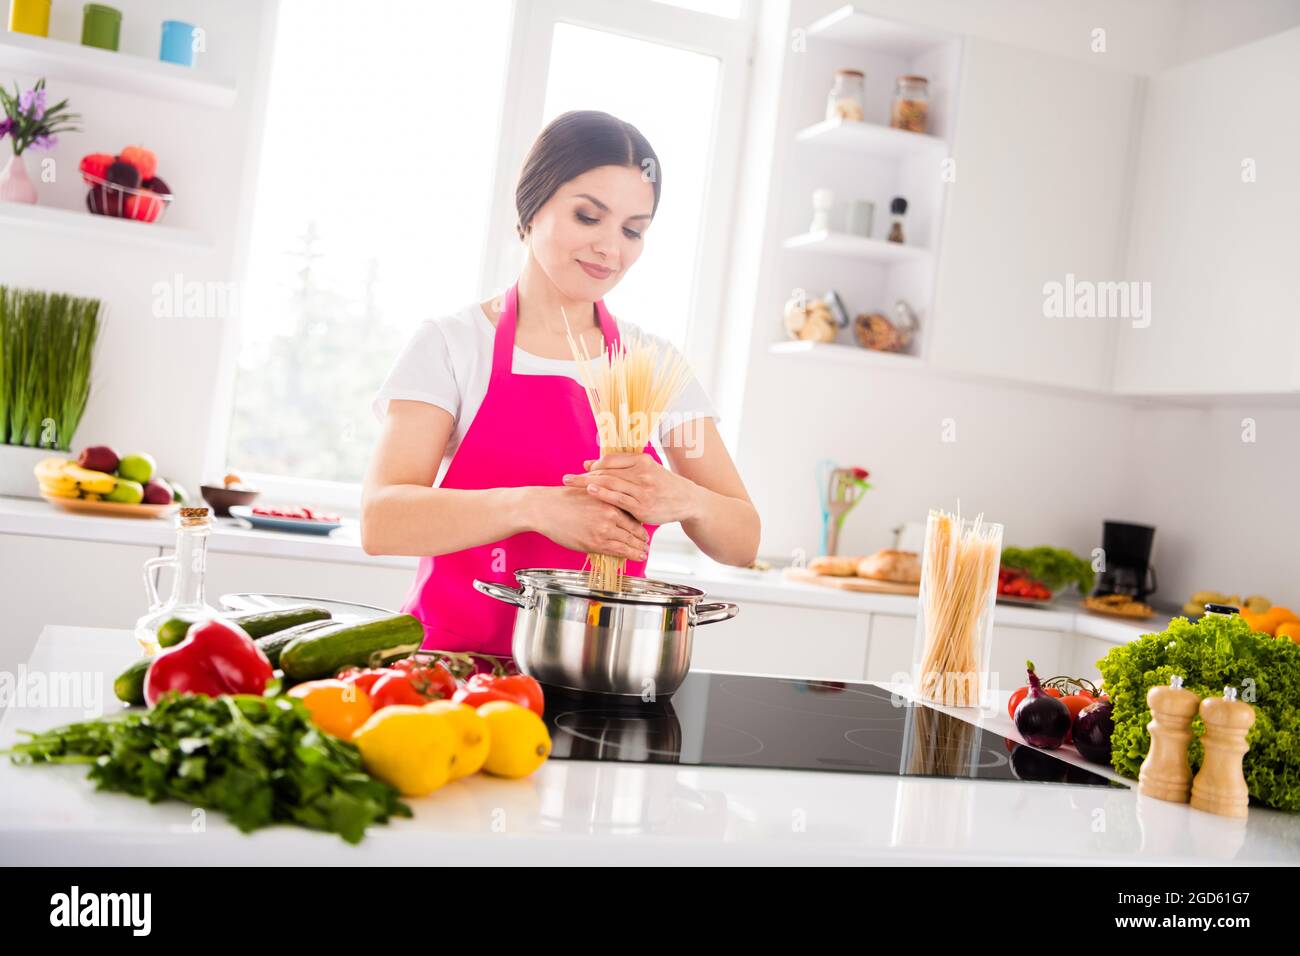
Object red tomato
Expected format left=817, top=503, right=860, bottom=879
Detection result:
left=367, top=672, right=429, bottom=710
left=483, top=674, right=545, bottom=716
left=1007, top=686, right=1029, bottom=719
left=390, top=659, right=457, bottom=701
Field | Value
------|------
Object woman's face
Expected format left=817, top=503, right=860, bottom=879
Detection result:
left=527, top=164, right=655, bottom=301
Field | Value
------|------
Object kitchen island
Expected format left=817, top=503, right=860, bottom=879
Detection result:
left=2, top=626, right=1297, bottom=866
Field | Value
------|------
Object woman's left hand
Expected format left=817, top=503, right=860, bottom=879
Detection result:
left=561, top=452, right=700, bottom=527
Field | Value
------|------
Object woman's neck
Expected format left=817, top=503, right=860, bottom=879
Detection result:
left=516, top=254, right=598, bottom=334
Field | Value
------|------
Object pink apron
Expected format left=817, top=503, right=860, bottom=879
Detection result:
left=401, top=280, right=661, bottom=655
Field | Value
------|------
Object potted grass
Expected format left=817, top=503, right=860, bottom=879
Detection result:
left=0, top=286, right=103, bottom=498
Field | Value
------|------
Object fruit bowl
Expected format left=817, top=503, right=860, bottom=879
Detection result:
left=84, top=171, right=173, bottom=223
left=201, top=484, right=260, bottom=517
left=40, top=494, right=177, bottom=519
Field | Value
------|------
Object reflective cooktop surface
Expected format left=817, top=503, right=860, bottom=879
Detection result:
left=541, top=672, right=1124, bottom=788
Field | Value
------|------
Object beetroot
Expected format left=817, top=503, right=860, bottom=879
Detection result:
left=1013, top=659, right=1071, bottom=750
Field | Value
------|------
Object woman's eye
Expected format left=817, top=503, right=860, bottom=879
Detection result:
left=623, top=228, right=642, bottom=240
left=576, top=212, right=598, bottom=225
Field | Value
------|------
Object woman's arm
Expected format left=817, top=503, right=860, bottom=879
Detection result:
left=362, top=399, right=650, bottom=560
left=361, top=400, right=529, bottom=556
left=562, top=417, right=761, bottom=567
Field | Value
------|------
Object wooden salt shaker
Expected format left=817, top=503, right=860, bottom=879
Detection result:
left=1138, top=675, right=1200, bottom=803
left=1190, top=686, right=1255, bottom=818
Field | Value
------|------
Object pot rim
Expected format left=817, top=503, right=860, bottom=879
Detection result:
left=512, top=567, right=707, bottom=606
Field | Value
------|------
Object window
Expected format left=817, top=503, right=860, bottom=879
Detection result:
left=225, top=0, right=513, bottom=485
left=223, top=0, right=752, bottom=495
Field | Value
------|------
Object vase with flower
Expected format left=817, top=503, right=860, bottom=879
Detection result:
left=0, top=79, right=81, bottom=204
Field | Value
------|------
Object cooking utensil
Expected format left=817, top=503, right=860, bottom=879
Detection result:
left=817, top=462, right=871, bottom=555
left=474, top=568, right=738, bottom=698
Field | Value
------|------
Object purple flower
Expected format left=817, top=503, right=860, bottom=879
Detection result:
left=0, top=116, right=11, bottom=140
left=32, top=134, right=57, bottom=151
left=18, top=87, right=46, bottom=120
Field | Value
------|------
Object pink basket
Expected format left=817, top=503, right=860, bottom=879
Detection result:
left=83, top=172, right=174, bottom=224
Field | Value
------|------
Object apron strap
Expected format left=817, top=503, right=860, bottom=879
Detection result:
left=490, top=280, right=619, bottom=378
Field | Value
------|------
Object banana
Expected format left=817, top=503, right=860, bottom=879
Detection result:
left=34, top=457, right=117, bottom=497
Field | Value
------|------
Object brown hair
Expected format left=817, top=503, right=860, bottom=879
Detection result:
left=515, top=110, right=661, bottom=241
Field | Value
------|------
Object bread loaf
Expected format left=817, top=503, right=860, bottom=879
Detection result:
left=857, top=549, right=921, bottom=584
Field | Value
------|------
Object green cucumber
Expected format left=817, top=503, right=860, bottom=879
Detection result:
left=255, top=619, right=340, bottom=668
left=227, top=606, right=332, bottom=638
left=155, top=606, right=332, bottom=648
left=114, top=657, right=151, bottom=706
left=278, top=614, right=424, bottom=681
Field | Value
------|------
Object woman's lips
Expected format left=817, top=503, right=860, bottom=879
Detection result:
left=578, top=260, right=613, bottom=279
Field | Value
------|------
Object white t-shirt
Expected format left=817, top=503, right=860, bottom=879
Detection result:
left=372, top=302, right=718, bottom=484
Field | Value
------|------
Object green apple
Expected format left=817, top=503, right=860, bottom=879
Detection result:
left=105, top=479, right=144, bottom=504
left=117, top=452, right=156, bottom=484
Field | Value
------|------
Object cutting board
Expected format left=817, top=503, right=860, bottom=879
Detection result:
left=783, top=566, right=919, bottom=596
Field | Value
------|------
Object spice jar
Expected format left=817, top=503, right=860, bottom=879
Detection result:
left=890, top=75, right=929, bottom=133
left=887, top=196, right=908, bottom=244
left=826, top=70, right=865, bottom=122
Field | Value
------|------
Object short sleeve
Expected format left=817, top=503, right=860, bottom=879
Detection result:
left=371, top=319, right=460, bottom=423
left=653, top=339, right=718, bottom=443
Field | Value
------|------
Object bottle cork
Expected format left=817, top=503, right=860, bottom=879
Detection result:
left=1138, top=675, right=1200, bottom=803
left=1190, top=686, right=1255, bottom=818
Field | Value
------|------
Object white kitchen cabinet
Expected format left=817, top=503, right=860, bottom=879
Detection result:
left=988, top=625, right=1062, bottom=695
left=1113, top=27, right=1300, bottom=395
left=929, top=37, right=1138, bottom=391
left=688, top=595, right=869, bottom=681
left=163, top=550, right=414, bottom=613
left=863, top=613, right=915, bottom=682
left=1066, top=634, right=1116, bottom=685
left=0, top=533, right=160, bottom=675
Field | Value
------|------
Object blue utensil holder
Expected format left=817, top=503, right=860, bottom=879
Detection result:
left=160, top=20, right=196, bottom=67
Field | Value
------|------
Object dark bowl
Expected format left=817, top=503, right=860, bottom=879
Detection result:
left=200, top=484, right=259, bottom=517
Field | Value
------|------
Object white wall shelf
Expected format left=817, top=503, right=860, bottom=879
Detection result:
left=806, top=5, right=956, bottom=55
left=769, top=340, right=922, bottom=368
left=794, top=117, right=946, bottom=157
left=0, top=31, right=236, bottom=109
left=0, top=201, right=212, bottom=252
left=783, top=230, right=930, bottom=264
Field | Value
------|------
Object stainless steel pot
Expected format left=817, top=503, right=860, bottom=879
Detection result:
left=473, top=568, right=738, bottom=698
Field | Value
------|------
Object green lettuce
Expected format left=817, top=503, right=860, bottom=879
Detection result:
left=1097, top=613, right=1300, bottom=811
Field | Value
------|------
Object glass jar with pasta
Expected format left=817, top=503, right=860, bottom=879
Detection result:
left=890, top=75, right=929, bottom=133
left=911, top=509, right=1002, bottom=709
left=826, top=69, right=865, bottom=122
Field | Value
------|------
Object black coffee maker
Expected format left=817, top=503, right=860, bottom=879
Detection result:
left=1094, top=521, right=1158, bottom=599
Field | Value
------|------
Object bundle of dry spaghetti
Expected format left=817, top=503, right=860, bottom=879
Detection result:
left=561, top=307, right=692, bottom=591
left=915, top=508, right=1002, bottom=708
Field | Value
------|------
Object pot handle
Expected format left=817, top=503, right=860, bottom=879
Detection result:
left=693, top=601, right=738, bottom=626
left=474, top=579, right=532, bottom=608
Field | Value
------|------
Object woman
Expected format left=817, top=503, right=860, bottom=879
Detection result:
left=363, top=110, right=760, bottom=655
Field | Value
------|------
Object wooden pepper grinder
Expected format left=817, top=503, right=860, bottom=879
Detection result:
left=1190, top=686, right=1255, bottom=818
left=1138, top=675, right=1200, bottom=803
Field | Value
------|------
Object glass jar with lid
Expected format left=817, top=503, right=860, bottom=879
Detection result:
left=826, top=69, right=865, bottom=122
left=890, top=75, right=929, bottom=133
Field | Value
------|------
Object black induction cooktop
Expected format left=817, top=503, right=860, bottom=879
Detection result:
left=541, top=672, right=1125, bottom=788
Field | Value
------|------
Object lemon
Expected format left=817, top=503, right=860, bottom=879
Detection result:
left=353, top=705, right=456, bottom=797
left=423, top=700, right=491, bottom=779
left=477, top=701, right=551, bottom=779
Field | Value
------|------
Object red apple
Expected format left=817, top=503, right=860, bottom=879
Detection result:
left=142, top=478, right=173, bottom=505
left=77, top=445, right=120, bottom=474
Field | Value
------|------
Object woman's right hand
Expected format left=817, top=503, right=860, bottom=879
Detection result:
left=525, top=486, right=649, bottom=561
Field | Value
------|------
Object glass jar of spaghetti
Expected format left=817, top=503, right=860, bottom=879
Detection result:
left=826, top=69, right=865, bottom=122
left=910, top=509, right=1002, bottom=709
left=890, top=75, right=929, bottom=133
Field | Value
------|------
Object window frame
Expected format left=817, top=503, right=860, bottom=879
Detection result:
left=212, top=0, right=755, bottom=511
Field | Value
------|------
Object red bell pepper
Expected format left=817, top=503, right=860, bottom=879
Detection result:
left=144, top=619, right=274, bottom=706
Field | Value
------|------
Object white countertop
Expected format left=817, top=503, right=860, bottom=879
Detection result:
left=1, top=495, right=1161, bottom=644
left=2, top=626, right=1296, bottom=865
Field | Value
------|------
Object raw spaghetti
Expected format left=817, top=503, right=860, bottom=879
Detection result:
left=561, top=307, right=691, bottom=591
left=914, top=508, right=1002, bottom=707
